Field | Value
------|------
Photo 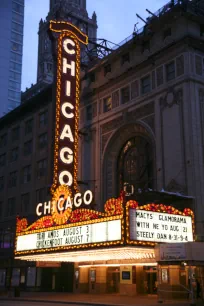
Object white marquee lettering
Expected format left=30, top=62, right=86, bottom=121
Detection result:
left=63, top=58, right=75, bottom=76
left=60, top=124, right=74, bottom=142
left=36, top=203, right=43, bottom=216
left=60, top=147, right=73, bottom=164
left=63, top=38, right=75, bottom=55
left=84, top=190, right=93, bottom=205
left=65, top=81, right=71, bottom=97
left=74, top=193, right=82, bottom=207
left=57, top=198, right=65, bottom=212
left=61, top=102, right=74, bottom=119
left=65, top=197, right=73, bottom=209
left=44, top=201, right=51, bottom=215
left=59, top=171, right=73, bottom=187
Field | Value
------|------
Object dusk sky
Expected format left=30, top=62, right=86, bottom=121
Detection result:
left=22, top=0, right=167, bottom=91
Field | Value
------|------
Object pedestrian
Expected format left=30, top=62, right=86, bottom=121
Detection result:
left=196, top=278, right=201, bottom=299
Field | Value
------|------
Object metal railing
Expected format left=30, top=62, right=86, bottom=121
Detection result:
left=112, top=0, right=196, bottom=51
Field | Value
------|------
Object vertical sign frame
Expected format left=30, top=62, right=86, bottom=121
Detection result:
left=49, top=21, right=88, bottom=197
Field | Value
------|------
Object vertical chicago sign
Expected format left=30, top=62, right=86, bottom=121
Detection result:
left=49, top=21, right=92, bottom=207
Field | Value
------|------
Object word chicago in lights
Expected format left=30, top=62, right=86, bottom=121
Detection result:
left=50, top=21, right=88, bottom=196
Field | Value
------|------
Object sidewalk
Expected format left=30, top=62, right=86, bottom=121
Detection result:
left=1, top=292, right=204, bottom=306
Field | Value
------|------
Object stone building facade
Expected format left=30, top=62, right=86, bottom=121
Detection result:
left=0, top=0, right=204, bottom=292
left=79, top=0, right=204, bottom=237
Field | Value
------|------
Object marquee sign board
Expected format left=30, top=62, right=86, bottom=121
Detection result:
left=126, top=201, right=194, bottom=246
left=129, top=209, right=193, bottom=243
left=50, top=21, right=88, bottom=196
left=16, top=220, right=122, bottom=252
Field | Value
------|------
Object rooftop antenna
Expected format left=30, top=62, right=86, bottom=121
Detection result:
left=133, top=22, right=139, bottom=36
left=136, top=13, right=147, bottom=25
left=146, top=9, right=157, bottom=17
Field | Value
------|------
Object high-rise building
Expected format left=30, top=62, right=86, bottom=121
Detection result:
left=37, top=0, right=97, bottom=84
left=0, top=0, right=24, bottom=117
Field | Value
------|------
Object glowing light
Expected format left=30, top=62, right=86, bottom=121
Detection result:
left=15, top=247, right=155, bottom=263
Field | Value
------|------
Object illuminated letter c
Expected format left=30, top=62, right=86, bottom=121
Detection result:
left=63, top=38, right=75, bottom=55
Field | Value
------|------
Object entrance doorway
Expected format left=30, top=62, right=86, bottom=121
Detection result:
left=107, top=267, right=120, bottom=293
left=144, top=267, right=157, bottom=294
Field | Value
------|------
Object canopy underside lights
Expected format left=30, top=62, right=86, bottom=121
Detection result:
left=15, top=247, right=155, bottom=263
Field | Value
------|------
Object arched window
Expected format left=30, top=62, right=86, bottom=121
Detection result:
left=117, top=136, right=153, bottom=194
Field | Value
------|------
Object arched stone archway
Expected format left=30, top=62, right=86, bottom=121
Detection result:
left=102, top=122, right=156, bottom=203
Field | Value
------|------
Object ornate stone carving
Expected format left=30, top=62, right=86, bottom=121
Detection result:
left=166, top=179, right=187, bottom=195
left=142, top=115, right=155, bottom=134
left=160, top=88, right=183, bottom=110
left=102, top=132, right=112, bottom=153
left=101, top=116, right=123, bottom=134
left=127, top=101, right=154, bottom=121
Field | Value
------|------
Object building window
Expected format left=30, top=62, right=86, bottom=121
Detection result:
left=10, top=52, right=22, bottom=63
left=11, top=31, right=23, bottom=44
left=0, top=134, right=7, bottom=148
left=8, top=90, right=21, bottom=100
left=0, top=154, right=6, bottom=167
left=37, top=159, right=47, bottom=179
left=0, top=229, right=14, bottom=248
left=141, top=75, right=151, bottom=94
left=8, top=171, right=18, bottom=188
left=7, top=198, right=16, bottom=217
left=121, top=86, right=130, bottom=104
left=11, top=42, right=22, bottom=53
left=117, top=137, right=153, bottom=195
left=12, top=12, right=24, bottom=24
left=131, top=80, right=139, bottom=100
left=25, top=119, right=33, bottom=135
left=12, top=21, right=23, bottom=33
left=121, top=53, right=130, bottom=65
left=21, top=193, right=30, bottom=214
left=36, top=188, right=45, bottom=203
left=39, top=110, right=48, bottom=128
left=200, top=24, right=204, bottom=37
left=10, top=147, right=18, bottom=162
left=112, top=90, right=120, bottom=108
left=0, top=202, right=2, bottom=220
left=166, top=61, right=175, bottom=81
left=10, top=61, right=22, bottom=72
left=163, top=28, right=171, bottom=40
left=92, top=103, right=97, bottom=118
left=195, top=55, right=202, bottom=76
left=142, top=40, right=150, bottom=52
left=22, top=165, right=31, bottom=184
left=24, top=140, right=32, bottom=156
left=11, top=126, right=20, bottom=141
left=176, top=55, right=184, bottom=77
left=38, top=133, right=48, bottom=150
left=9, top=80, right=21, bottom=91
left=103, top=96, right=112, bottom=112
left=0, top=177, right=4, bottom=191
left=12, top=2, right=24, bottom=14
left=104, top=63, right=111, bottom=76
left=9, top=71, right=21, bottom=81
left=156, top=66, right=164, bottom=87
left=86, top=105, right=92, bottom=121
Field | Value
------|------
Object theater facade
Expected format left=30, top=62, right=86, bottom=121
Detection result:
left=13, top=18, right=197, bottom=295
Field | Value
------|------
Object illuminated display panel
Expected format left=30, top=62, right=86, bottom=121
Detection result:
left=16, top=220, right=121, bottom=252
left=129, top=209, right=193, bottom=243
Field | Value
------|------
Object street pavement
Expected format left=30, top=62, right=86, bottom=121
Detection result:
left=0, top=303, right=88, bottom=306
left=0, top=292, right=204, bottom=306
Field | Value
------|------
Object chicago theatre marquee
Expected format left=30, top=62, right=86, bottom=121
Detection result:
left=14, top=22, right=195, bottom=295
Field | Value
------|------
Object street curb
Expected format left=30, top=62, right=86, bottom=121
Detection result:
left=0, top=297, right=127, bottom=306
